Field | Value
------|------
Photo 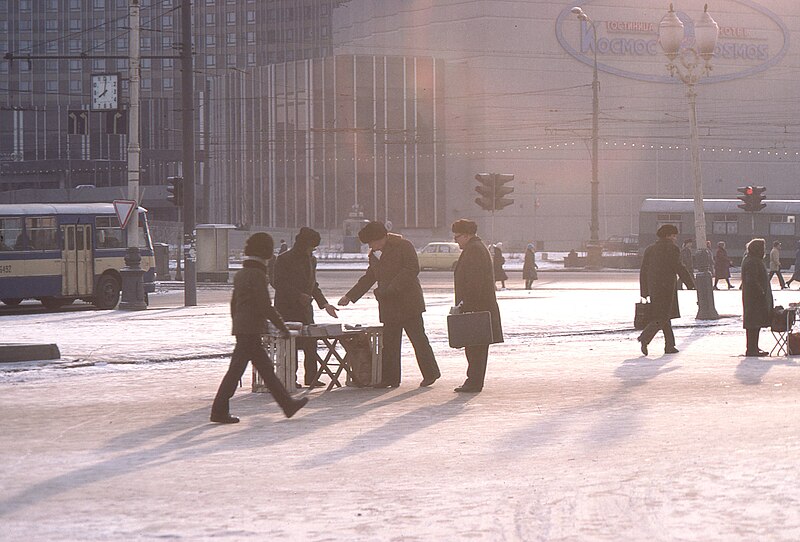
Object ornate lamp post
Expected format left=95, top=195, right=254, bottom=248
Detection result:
left=658, top=3, right=719, bottom=320
left=571, top=7, right=602, bottom=269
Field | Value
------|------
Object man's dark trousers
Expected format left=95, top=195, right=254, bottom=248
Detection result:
left=381, top=314, right=440, bottom=385
left=638, top=318, right=676, bottom=349
left=464, top=344, right=489, bottom=389
left=212, top=335, right=292, bottom=416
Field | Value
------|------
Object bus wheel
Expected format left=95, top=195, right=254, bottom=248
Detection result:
left=1, top=298, right=22, bottom=306
left=41, top=297, right=67, bottom=310
left=93, top=275, right=121, bottom=309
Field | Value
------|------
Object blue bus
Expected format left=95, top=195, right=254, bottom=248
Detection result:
left=0, top=203, right=156, bottom=309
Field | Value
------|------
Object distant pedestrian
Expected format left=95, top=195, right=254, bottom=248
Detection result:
left=637, top=224, right=695, bottom=356
left=678, top=239, right=695, bottom=290
left=338, top=221, right=440, bottom=388
left=451, top=219, right=503, bottom=392
left=522, top=244, right=538, bottom=290
left=768, top=240, right=787, bottom=289
left=786, top=240, right=800, bottom=289
left=210, top=232, right=308, bottom=424
left=492, top=243, right=507, bottom=290
left=278, top=239, right=288, bottom=254
left=713, top=241, right=733, bottom=289
left=274, top=227, right=339, bottom=388
left=741, top=238, right=773, bottom=356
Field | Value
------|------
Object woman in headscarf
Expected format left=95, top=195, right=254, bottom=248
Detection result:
left=740, top=238, right=773, bottom=356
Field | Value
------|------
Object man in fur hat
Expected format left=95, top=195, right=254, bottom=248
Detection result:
left=274, top=227, right=338, bottom=387
left=338, top=221, right=441, bottom=388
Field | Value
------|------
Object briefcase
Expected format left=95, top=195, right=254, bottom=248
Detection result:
left=447, top=311, right=493, bottom=348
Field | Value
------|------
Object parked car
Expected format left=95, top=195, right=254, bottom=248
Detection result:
left=418, top=242, right=462, bottom=270
left=603, top=235, right=639, bottom=254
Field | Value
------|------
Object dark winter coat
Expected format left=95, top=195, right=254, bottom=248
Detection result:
left=273, top=247, right=328, bottom=324
left=639, top=238, right=695, bottom=321
left=741, top=253, right=773, bottom=329
left=346, top=233, right=426, bottom=324
left=454, top=236, right=503, bottom=343
left=231, top=258, right=288, bottom=336
left=492, top=246, right=508, bottom=282
left=680, top=245, right=694, bottom=272
left=522, top=249, right=538, bottom=280
left=714, top=247, right=732, bottom=279
left=791, top=246, right=800, bottom=282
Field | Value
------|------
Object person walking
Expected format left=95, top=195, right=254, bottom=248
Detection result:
left=713, top=241, right=733, bottom=290
left=492, top=243, right=508, bottom=290
left=768, top=240, right=787, bottom=289
left=741, top=238, right=773, bottom=356
left=522, top=243, right=538, bottom=290
left=637, top=224, right=695, bottom=356
left=274, top=227, right=339, bottom=388
left=338, top=221, right=440, bottom=388
left=211, top=232, right=308, bottom=424
left=786, top=240, right=800, bottom=289
left=678, top=239, right=695, bottom=290
left=451, top=219, right=503, bottom=392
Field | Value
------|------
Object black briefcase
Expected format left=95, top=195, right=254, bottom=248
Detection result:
left=447, top=311, right=493, bottom=348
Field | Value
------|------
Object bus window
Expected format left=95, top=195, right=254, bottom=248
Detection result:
left=95, top=216, right=124, bottom=248
left=0, top=218, right=23, bottom=251
left=25, top=217, right=58, bottom=250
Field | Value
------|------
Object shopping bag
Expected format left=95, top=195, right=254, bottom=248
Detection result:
left=788, top=332, right=800, bottom=356
left=447, top=311, right=493, bottom=348
left=634, top=301, right=652, bottom=331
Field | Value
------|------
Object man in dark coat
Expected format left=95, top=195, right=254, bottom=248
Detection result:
left=210, top=232, right=307, bottom=424
left=741, top=238, right=773, bottom=356
left=638, top=224, right=695, bottom=356
left=678, top=239, right=695, bottom=290
left=274, top=227, right=338, bottom=387
left=338, top=221, right=440, bottom=388
left=452, top=219, right=503, bottom=392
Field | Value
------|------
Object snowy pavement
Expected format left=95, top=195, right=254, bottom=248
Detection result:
left=2, top=285, right=800, bottom=541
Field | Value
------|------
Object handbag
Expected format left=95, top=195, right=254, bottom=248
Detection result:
left=447, top=310, right=493, bottom=348
left=634, top=300, right=652, bottom=330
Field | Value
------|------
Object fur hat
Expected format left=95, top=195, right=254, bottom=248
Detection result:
left=656, top=224, right=678, bottom=238
left=451, top=219, right=478, bottom=235
left=295, top=227, right=321, bottom=248
left=244, top=232, right=274, bottom=259
left=358, top=221, right=388, bottom=244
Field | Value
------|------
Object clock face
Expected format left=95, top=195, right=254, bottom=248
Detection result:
left=91, top=74, right=119, bottom=110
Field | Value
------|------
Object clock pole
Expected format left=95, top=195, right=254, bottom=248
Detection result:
left=119, top=0, right=147, bottom=310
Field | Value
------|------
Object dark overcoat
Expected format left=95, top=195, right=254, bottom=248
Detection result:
left=741, top=253, right=773, bottom=329
left=639, top=238, right=695, bottom=321
left=492, top=246, right=508, bottom=281
left=522, top=249, right=538, bottom=280
left=454, top=236, right=503, bottom=343
left=231, top=259, right=286, bottom=335
left=791, top=246, right=800, bottom=282
left=346, top=233, right=426, bottom=324
left=273, top=247, right=328, bottom=324
left=714, top=247, right=732, bottom=279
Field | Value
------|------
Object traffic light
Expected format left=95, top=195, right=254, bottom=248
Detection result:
left=737, top=185, right=766, bottom=212
left=167, top=176, right=183, bottom=207
left=493, top=173, right=515, bottom=210
left=474, top=173, right=495, bottom=211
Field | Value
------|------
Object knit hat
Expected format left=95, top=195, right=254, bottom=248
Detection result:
left=358, top=221, right=388, bottom=243
left=451, top=219, right=477, bottom=235
left=656, top=224, right=678, bottom=238
left=244, top=232, right=274, bottom=259
left=295, top=227, right=321, bottom=248
left=527, top=243, right=534, bottom=250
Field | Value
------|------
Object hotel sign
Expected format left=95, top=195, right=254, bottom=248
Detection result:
left=555, top=0, right=789, bottom=83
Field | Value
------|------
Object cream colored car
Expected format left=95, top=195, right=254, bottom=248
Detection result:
left=418, top=242, right=462, bottom=270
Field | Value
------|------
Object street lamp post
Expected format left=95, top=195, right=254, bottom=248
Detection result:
left=571, top=7, right=602, bottom=269
left=659, top=3, right=720, bottom=320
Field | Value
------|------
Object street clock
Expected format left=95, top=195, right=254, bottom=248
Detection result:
left=91, top=73, right=119, bottom=110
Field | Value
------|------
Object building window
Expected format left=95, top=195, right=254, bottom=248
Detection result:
left=69, top=60, right=81, bottom=71
left=205, top=55, right=216, bottom=68
left=712, top=214, right=738, bottom=235
left=20, top=0, right=32, bottom=11
left=769, top=216, right=796, bottom=237
left=141, top=37, right=152, bottom=50
left=247, top=11, right=256, bottom=23
left=163, top=77, right=173, bottom=90
left=246, top=32, right=255, bottom=45
left=69, top=0, right=80, bottom=9
left=205, top=13, right=215, bottom=25
left=205, top=35, right=216, bottom=47
left=19, top=40, right=33, bottom=53
left=117, top=38, right=128, bottom=51
left=93, top=0, right=104, bottom=9
left=141, top=58, right=151, bottom=69
left=227, top=54, right=237, bottom=67
left=69, top=79, right=82, bottom=93
left=163, top=58, right=173, bottom=69
left=46, top=59, right=58, bottom=71
left=141, top=78, right=151, bottom=90
left=46, top=42, right=58, bottom=53
left=93, top=59, right=106, bottom=71
left=19, top=20, right=32, bottom=31
left=162, top=36, right=173, bottom=50
left=46, top=80, right=58, bottom=93
left=45, top=19, right=59, bottom=32
left=46, top=0, right=58, bottom=9
left=163, top=15, right=173, bottom=29
left=226, top=33, right=236, bottom=46
left=247, top=52, right=256, bottom=66
left=226, top=12, right=236, bottom=25
left=19, top=81, right=32, bottom=92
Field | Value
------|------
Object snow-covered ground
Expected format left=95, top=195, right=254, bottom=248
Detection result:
left=2, top=284, right=800, bottom=540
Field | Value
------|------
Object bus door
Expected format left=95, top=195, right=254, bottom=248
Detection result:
left=61, top=224, right=94, bottom=296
